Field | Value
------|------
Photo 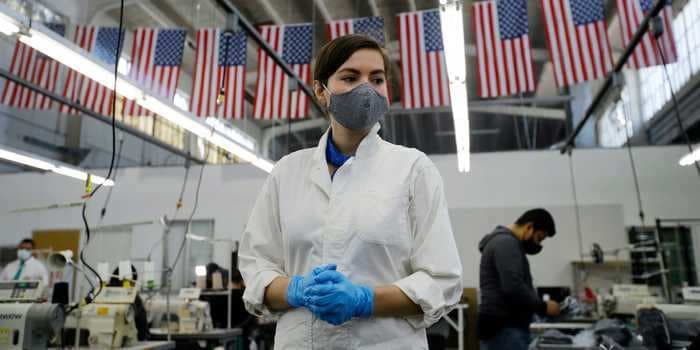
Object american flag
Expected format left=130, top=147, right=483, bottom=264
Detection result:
left=397, top=10, right=450, bottom=109
left=190, top=29, right=247, bottom=119
left=327, top=16, right=385, bottom=45
left=60, top=26, right=123, bottom=116
left=617, top=0, right=677, bottom=69
left=253, top=24, right=312, bottom=120
left=122, top=28, right=186, bottom=117
left=1, top=23, right=65, bottom=109
left=473, top=0, right=536, bottom=98
left=541, top=0, right=614, bottom=88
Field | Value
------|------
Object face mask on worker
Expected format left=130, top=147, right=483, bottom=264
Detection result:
left=523, top=240, right=543, bottom=255
left=17, top=249, right=31, bottom=261
left=323, top=82, right=389, bottom=131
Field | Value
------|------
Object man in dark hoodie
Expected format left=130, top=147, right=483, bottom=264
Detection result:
left=478, top=208, right=560, bottom=350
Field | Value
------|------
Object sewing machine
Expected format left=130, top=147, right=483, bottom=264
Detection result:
left=146, top=289, right=212, bottom=333
left=653, top=287, right=700, bottom=320
left=605, top=284, right=664, bottom=316
left=64, top=286, right=139, bottom=348
left=0, top=281, right=64, bottom=350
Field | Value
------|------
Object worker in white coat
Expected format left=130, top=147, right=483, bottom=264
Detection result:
left=239, top=34, right=463, bottom=349
left=0, top=238, right=49, bottom=286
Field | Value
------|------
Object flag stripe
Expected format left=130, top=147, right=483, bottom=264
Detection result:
left=618, top=0, right=677, bottom=69
left=473, top=2, right=535, bottom=98
left=541, top=0, right=613, bottom=87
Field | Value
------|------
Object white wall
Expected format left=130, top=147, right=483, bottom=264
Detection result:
left=0, top=145, right=698, bottom=289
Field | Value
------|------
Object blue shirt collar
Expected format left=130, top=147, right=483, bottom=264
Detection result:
left=325, top=129, right=352, bottom=169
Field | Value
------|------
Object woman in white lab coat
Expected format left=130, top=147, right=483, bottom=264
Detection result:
left=239, top=34, right=462, bottom=349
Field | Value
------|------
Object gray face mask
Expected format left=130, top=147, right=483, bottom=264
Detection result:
left=324, top=82, right=389, bottom=131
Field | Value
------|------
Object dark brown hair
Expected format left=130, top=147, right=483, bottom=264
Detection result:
left=313, top=34, right=390, bottom=87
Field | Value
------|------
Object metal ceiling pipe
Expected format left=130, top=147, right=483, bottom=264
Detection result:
left=368, top=0, right=379, bottom=16
left=560, top=0, right=669, bottom=153
left=213, top=0, right=325, bottom=116
left=0, top=67, right=205, bottom=165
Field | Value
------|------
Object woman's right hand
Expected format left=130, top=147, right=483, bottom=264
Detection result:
left=286, top=264, right=337, bottom=308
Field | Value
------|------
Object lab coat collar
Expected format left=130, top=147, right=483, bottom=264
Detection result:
left=310, top=123, right=382, bottom=196
left=313, top=123, right=381, bottom=164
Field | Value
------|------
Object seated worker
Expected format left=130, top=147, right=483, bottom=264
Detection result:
left=478, top=209, right=561, bottom=350
left=0, top=238, right=49, bottom=286
left=109, top=265, right=148, bottom=341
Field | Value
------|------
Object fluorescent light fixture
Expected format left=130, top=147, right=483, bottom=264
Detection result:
left=439, top=0, right=471, bottom=173
left=52, top=166, right=114, bottom=186
left=679, top=146, right=700, bottom=167
left=0, top=5, right=273, bottom=173
left=0, top=12, right=19, bottom=35
left=18, top=26, right=142, bottom=100
left=0, top=148, right=54, bottom=170
left=185, top=233, right=209, bottom=241
left=195, top=265, right=207, bottom=277
left=205, top=118, right=256, bottom=151
left=0, top=144, right=114, bottom=186
left=138, top=95, right=212, bottom=138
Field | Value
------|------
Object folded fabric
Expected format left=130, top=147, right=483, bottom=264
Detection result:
left=539, top=329, right=573, bottom=345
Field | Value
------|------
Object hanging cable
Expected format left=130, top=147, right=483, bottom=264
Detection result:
left=615, top=75, right=646, bottom=225
left=146, top=156, right=192, bottom=261
left=77, top=0, right=126, bottom=303
left=651, top=16, right=700, bottom=179
left=99, top=136, right=125, bottom=222
left=567, top=150, right=585, bottom=262
left=168, top=144, right=211, bottom=277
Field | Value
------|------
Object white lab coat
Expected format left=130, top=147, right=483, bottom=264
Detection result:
left=240, top=125, right=463, bottom=350
left=0, top=257, right=49, bottom=286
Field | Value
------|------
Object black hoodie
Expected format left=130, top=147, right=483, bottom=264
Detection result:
left=477, top=226, right=547, bottom=339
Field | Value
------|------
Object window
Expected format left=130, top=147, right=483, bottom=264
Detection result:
left=599, top=0, right=700, bottom=146
left=640, top=0, right=700, bottom=122
left=598, top=89, right=633, bottom=147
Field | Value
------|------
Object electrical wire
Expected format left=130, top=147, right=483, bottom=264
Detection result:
left=99, top=136, right=125, bottom=222
left=169, top=148, right=208, bottom=273
left=146, top=159, right=191, bottom=261
left=618, top=93, right=646, bottom=224
left=78, top=0, right=126, bottom=303
left=654, top=24, right=700, bottom=179
left=567, top=150, right=585, bottom=262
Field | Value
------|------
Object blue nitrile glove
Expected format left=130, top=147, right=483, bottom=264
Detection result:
left=286, top=264, right=336, bottom=308
left=304, top=270, right=374, bottom=326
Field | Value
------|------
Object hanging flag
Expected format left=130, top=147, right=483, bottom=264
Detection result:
left=190, top=29, right=247, bottom=119
left=473, top=0, right=536, bottom=98
left=617, top=0, right=677, bottom=69
left=122, top=28, right=186, bottom=117
left=253, top=23, right=313, bottom=120
left=327, top=16, right=385, bottom=45
left=541, top=0, right=614, bottom=88
left=397, top=10, right=450, bottom=109
left=1, top=23, right=65, bottom=109
left=60, top=26, right=124, bottom=116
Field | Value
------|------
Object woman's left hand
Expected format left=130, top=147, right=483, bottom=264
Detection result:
left=304, top=270, right=374, bottom=325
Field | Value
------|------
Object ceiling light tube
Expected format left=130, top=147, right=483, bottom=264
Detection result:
left=0, top=147, right=55, bottom=170
left=52, top=166, right=114, bottom=186
left=0, top=4, right=273, bottom=173
left=439, top=0, right=471, bottom=173
left=0, top=145, right=114, bottom=186
left=0, top=13, right=19, bottom=35
left=18, top=26, right=142, bottom=100
left=679, top=146, right=700, bottom=167
left=0, top=3, right=21, bottom=36
left=205, top=117, right=256, bottom=151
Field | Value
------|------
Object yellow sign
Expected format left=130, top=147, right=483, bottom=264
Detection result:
left=97, top=307, right=109, bottom=316
left=0, top=327, right=12, bottom=345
